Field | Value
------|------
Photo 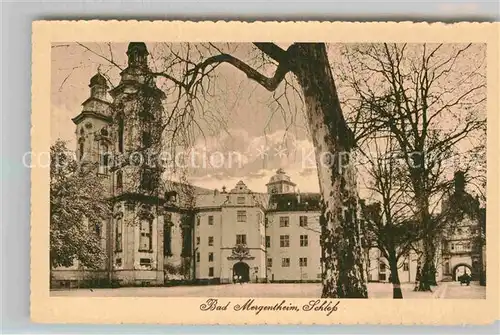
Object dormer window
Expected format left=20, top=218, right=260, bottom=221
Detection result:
left=101, top=128, right=109, bottom=137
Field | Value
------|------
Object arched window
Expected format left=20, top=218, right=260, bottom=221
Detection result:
left=100, top=143, right=109, bottom=174
left=115, top=217, right=123, bottom=252
left=79, top=141, right=85, bottom=161
left=164, top=214, right=173, bottom=257
left=116, top=170, right=123, bottom=190
left=139, top=219, right=153, bottom=251
left=117, top=114, right=124, bottom=153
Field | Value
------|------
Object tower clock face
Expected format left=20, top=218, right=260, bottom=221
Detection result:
left=85, top=122, right=93, bottom=129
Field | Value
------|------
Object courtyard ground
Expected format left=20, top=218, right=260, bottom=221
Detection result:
left=50, top=281, right=486, bottom=299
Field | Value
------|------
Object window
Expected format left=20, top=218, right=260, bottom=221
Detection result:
left=457, top=228, right=463, bottom=234
left=142, top=131, right=152, bottom=148
left=267, top=258, right=273, bottom=268
left=208, top=267, right=214, bottom=277
left=237, top=196, right=245, bottom=205
left=300, top=235, right=308, bottom=247
left=94, top=223, right=101, bottom=238
left=99, top=144, right=109, bottom=174
left=197, top=216, right=200, bottom=226
left=196, top=237, right=200, bottom=245
left=379, top=273, right=386, bottom=281
left=403, top=262, right=409, bottom=271
left=266, top=236, right=271, bottom=248
left=281, top=258, right=290, bottom=267
left=164, top=222, right=172, bottom=257
left=236, top=234, right=247, bottom=245
left=379, top=262, right=386, bottom=272
left=140, top=169, right=155, bottom=190
left=299, top=216, right=308, bottom=227
left=279, top=216, right=289, bottom=227
left=140, top=258, right=151, bottom=266
left=257, top=212, right=263, bottom=225
left=280, top=235, right=290, bottom=247
left=125, top=202, right=134, bottom=211
left=208, top=236, right=214, bottom=246
left=115, top=218, right=122, bottom=251
left=451, top=243, right=455, bottom=251
left=117, top=114, right=124, bottom=153
left=299, top=257, right=308, bottom=267
left=208, top=215, right=214, bottom=225
left=116, top=258, right=122, bottom=267
left=237, top=211, right=247, bottom=222
left=208, top=252, right=214, bottom=262
left=139, top=219, right=152, bottom=251
left=196, top=252, right=200, bottom=262
left=116, top=170, right=123, bottom=190
left=79, top=142, right=85, bottom=160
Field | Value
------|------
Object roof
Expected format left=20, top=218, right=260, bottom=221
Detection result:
left=89, top=72, right=108, bottom=87
left=266, top=168, right=296, bottom=186
left=267, top=192, right=321, bottom=212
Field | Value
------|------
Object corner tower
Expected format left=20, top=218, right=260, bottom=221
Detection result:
left=266, top=168, right=296, bottom=194
left=72, top=72, right=112, bottom=174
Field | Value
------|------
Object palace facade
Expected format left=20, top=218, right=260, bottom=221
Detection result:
left=52, top=42, right=483, bottom=288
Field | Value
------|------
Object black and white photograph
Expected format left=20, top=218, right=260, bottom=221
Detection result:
left=46, top=38, right=488, bottom=301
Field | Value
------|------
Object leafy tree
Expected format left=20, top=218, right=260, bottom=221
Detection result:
left=50, top=140, right=112, bottom=276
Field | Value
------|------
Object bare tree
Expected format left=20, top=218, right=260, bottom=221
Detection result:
left=359, top=133, right=421, bottom=298
left=337, top=43, right=486, bottom=290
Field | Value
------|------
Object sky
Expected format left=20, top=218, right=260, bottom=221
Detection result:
left=51, top=42, right=486, bottom=199
left=51, top=42, right=319, bottom=193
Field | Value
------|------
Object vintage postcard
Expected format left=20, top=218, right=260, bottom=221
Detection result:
left=31, top=21, right=499, bottom=325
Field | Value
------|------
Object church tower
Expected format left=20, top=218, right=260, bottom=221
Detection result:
left=108, top=42, right=168, bottom=285
left=72, top=72, right=113, bottom=173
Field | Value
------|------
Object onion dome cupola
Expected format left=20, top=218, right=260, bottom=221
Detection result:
left=72, top=70, right=112, bottom=125
left=127, top=42, right=149, bottom=69
left=89, top=72, right=108, bottom=101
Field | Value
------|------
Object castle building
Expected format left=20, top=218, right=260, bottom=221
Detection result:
left=52, top=42, right=483, bottom=288
left=439, top=171, right=484, bottom=282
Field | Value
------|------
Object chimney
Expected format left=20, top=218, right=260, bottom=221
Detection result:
left=214, top=189, right=219, bottom=196
left=454, top=171, right=465, bottom=194
left=221, top=186, right=227, bottom=194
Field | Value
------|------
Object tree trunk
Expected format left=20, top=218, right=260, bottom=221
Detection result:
left=413, top=189, right=435, bottom=292
left=388, top=254, right=403, bottom=299
left=418, top=239, right=435, bottom=291
left=292, top=44, right=367, bottom=298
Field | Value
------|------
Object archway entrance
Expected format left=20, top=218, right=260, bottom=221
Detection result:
left=452, top=263, right=473, bottom=281
left=233, top=262, right=250, bottom=283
